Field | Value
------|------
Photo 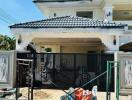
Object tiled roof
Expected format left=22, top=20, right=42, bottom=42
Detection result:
left=10, top=16, right=126, bottom=29
left=33, top=0, right=91, bottom=3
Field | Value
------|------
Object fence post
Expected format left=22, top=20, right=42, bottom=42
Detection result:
left=31, top=53, right=36, bottom=100
left=106, top=61, right=112, bottom=100
left=16, top=60, right=18, bottom=100
left=106, top=61, right=109, bottom=100
left=109, top=62, right=112, bottom=100
left=116, top=62, right=120, bottom=100
left=53, top=54, right=55, bottom=82
left=74, top=54, right=76, bottom=87
left=106, top=61, right=120, bottom=100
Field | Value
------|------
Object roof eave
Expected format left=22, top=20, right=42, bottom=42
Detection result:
left=33, top=0, right=92, bottom=3
left=9, top=26, right=126, bottom=29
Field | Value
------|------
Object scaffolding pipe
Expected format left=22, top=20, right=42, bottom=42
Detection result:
left=106, top=61, right=120, bottom=100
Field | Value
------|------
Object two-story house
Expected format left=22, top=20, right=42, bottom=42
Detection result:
left=10, top=0, right=132, bottom=53
left=10, top=0, right=132, bottom=98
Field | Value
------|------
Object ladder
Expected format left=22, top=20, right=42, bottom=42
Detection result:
left=16, top=59, right=34, bottom=100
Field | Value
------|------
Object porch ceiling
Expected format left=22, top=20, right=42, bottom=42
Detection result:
left=33, top=38, right=106, bottom=47
left=120, top=42, right=132, bottom=51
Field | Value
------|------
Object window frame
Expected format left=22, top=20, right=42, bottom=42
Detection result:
left=76, top=11, right=93, bottom=19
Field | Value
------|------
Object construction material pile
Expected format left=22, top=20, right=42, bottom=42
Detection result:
left=60, top=86, right=97, bottom=100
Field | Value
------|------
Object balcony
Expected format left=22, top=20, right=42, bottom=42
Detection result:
left=114, top=21, right=132, bottom=26
left=113, top=10, right=132, bottom=29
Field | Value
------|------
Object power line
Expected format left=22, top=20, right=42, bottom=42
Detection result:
left=0, top=8, right=18, bottom=23
left=0, top=7, right=18, bottom=24
left=0, top=16, right=12, bottom=24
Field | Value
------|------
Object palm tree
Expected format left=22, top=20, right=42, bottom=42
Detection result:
left=0, top=34, right=16, bottom=50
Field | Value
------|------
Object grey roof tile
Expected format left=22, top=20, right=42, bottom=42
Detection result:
left=10, top=16, right=127, bottom=29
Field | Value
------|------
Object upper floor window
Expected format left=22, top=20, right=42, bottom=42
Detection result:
left=128, top=26, right=132, bottom=30
left=113, top=10, right=132, bottom=21
left=76, top=11, right=93, bottom=19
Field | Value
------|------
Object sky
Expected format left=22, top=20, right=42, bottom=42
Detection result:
left=0, top=0, right=45, bottom=36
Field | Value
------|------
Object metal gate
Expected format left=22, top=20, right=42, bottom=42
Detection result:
left=17, top=53, right=114, bottom=91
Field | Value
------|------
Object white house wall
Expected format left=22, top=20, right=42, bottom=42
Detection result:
left=36, top=5, right=104, bottom=20
left=35, top=0, right=132, bottom=27
left=35, top=0, right=132, bottom=18
left=49, top=7, right=103, bottom=20
left=36, top=3, right=50, bottom=18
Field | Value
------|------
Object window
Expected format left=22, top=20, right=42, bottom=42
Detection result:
left=128, top=26, right=132, bottom=30
left=76, top=11, right=93, bottom=18
left=113, top=10, right=132, bottom=21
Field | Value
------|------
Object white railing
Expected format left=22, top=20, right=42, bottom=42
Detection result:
left=114, top=21, right=132, bottom=26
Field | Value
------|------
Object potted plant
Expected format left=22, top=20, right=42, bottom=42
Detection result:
left=45, top=48, right=52, bottom=52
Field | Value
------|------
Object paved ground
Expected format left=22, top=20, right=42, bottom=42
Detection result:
left=3, top=88, right=129, bottom=100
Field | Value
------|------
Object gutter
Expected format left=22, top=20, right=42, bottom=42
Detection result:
left=33, top=0, right=92, bottom=3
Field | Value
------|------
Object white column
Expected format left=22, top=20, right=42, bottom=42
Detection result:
left=101, top=35, right=119, bottom=52
left=103, top=4, right=113, bottom=21
left=16, top=34, right=33, bottom=51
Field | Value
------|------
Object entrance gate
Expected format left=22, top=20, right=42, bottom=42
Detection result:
left=17, top=53, right=114, bottom=90
left=16, top=52, right=115, bottom=100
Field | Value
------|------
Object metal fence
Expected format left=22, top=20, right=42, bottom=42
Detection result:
left=17, top=52, right=114, bottom=91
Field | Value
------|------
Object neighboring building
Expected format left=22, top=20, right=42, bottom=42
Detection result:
left=10, top=0, right=132, bottom=98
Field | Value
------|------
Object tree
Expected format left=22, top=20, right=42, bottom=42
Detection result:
left=0, top=34, right=16, bottom=50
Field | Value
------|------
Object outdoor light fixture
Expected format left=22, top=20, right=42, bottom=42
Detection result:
left=106, top=11, right=111, bottom=17
left=54, top=13, right=57, bottom=17
left=113, top=36, right=116, bottom=45
left=18, top=35, right=22, bottom=44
